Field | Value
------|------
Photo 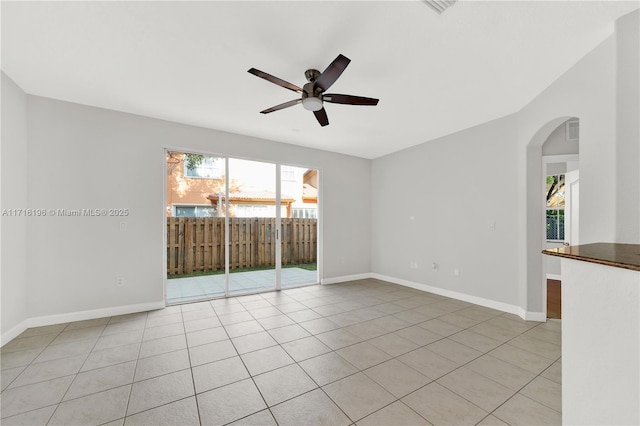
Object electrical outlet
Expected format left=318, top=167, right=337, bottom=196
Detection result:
left=453, top=268, right=460, bottom=276
left=116, top=277, right=125, bottom=287
left=432, top=262, right=438, bottom=270
left=410, top=261, right=418, bottom=270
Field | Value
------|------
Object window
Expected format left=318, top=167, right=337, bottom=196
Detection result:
left=281, top=166, right=296, bottom=181
left=234, top=205, right=270, bottom=218
left=233, top=204, right=288, bottom=218
left=184, top=155, right=222, bottom=179
left=174, top=205, right=217, bottom=217
left=546, top=174, right=565, bottom=240
left=292, top=208, right=317, bottom=219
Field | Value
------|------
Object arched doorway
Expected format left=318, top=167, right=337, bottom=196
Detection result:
left=524, top=116, right=577, bottom=319
left=541, top=119, right=579, bottom=318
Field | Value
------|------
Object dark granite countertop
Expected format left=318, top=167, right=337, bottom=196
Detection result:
left=542, top=243, right=640, bottom=272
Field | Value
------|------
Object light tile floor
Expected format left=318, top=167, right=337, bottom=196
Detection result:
left=1, top=279, right=562, bottom=425
left=167, top=268, right=318, bottom=304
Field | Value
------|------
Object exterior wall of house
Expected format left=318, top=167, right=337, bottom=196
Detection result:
left=166, top=154, right=316, bottom=218
left=0, top=72, right=29, bottom=341
left=166, top=152, right=224, bottom=216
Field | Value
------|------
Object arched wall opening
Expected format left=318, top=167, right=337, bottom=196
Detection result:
left=522, top=116, right=575, bottom=318
left=540, top=118, right=580, bottom=319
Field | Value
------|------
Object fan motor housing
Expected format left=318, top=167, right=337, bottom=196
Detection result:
left=303, top=83, right=322, bottom=98
left=304, top=69, right=321, bottom=82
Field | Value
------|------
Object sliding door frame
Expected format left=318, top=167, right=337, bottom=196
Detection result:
left=163, top=146, right=321, bottom=304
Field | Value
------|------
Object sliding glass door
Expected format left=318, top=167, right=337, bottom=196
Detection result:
left=227, top=158, right=279, bottom=295
left=166, top=150, right=319, bottom=303
left=165, top=151, right=227, bottom=304
left=280, top=166, right=319, bottom=289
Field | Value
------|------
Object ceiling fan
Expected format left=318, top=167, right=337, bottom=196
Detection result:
left=248, top=54, right=379, bottom=127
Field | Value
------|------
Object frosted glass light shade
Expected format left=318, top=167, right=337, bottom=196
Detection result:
left=302, top=97, right=323, bottom=111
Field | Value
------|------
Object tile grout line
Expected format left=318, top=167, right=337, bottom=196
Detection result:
left=222, top=282, right=558, bottom=425
left=216, top=297, right=279, bottom=426
left=119, top=311, right=150, bottom=424
left=1, top=280, right=561, bottom=425
left=181, top=302, right=204, bottom=426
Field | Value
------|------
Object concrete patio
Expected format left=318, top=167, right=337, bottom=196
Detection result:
left=167, top=267, right=318, bottom=304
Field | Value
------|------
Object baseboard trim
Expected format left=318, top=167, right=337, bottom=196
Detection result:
left=1, top=319, right=32, bottom=347
left=546, top=274, right=562, bottom=281
left=321, top=273, right=373, bottom=285
left=370, top=273, right=540, bottom=321
left=1, top=301, right=166, bottom=347
left=518, top=309, right=547, bottom=322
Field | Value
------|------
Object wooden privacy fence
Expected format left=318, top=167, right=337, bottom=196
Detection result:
left=167, top=217, right=317, bottom=275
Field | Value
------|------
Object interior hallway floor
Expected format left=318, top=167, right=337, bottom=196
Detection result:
left=0, top=279, right=562, bottom=425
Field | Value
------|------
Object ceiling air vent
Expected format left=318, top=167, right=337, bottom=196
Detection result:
left=422, top=0, right=457, bottom=14
left=566, top=119, right=579, bottom=141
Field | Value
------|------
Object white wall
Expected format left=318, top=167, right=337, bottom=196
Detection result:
left=541, top=119, right=579, bottom=156
left=562, top=259, right=639, bottom=425
left=615, top=10, right=639, bottom=243
left=372, top=114, right=520, bottom=310
left=2, top=10, right=637, bottom=340
left=518, top=34, right=617, bottom=315
left=23, top=95, right=371, bottom=321
left=519, top=9, right=639, bottom=315
left=371, top=10, right=638, bottom=319
left=1, top=72, right=29, bottom=339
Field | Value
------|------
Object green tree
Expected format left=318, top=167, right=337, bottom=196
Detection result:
left=184, top=153, right=204, bottom=171
left=166, top=151, right=205, bottom=175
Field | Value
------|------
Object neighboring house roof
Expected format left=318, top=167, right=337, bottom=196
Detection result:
left=207, top=191, right=295, bottom=203
left=302, top=184, right=318, bottom=203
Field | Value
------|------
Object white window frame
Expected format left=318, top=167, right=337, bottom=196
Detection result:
left=292, top=207, right=317, bottom=219
left=543, top=154, right=578, bottom=243
left=281, top=165, right=296, bottom=181
left=172, top=204, right=217, bottom=218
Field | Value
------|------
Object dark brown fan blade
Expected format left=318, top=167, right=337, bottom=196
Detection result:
left=248, top=68, right=303, bottom=94
left=260, top=98, right=302, bottom=114
left=314, top=108, right=329, bottom=126
left=315, top=54, right=351, bottom=92
left=323, top=94, right=379, bottom=106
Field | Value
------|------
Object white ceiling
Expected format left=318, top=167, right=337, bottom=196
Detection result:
left=2, top=1, right=637, bottom=159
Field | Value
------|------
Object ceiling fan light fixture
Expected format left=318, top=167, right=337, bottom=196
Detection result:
left=302, top=96, right=323, bottom=112
left=249, top=54, right=378, bottom=126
